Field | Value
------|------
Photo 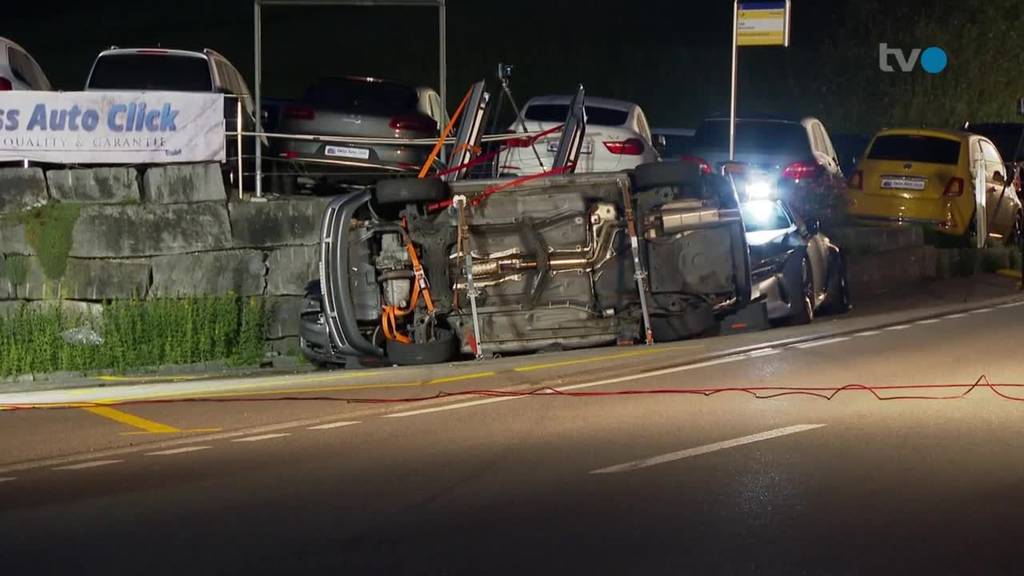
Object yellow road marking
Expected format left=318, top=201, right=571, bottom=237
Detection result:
left=82, top=406, right=181, bottom=434
left=514, top=347, right=681, bottom=373
left=96, top=375, right=211, bottom=384
left=427, top=372, right=497, bottom=385
left=997, top=269, right=1022, bottom=280
left=120, top=428, right=222, bottom=436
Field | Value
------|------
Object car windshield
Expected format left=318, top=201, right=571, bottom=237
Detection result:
left=867, top=135, right=962, bottom=165
left=695, top=120, right=809, bottom=154
left=304, top=78, right=418, bottom=111
left=741, top=200, right=793, bottom=232
left=88, top=54, right=213, bottom=92
left=525, top=104, right=629, bottom=126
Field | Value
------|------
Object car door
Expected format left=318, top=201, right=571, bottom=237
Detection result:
left=980, top=139, right=1016, bottom=237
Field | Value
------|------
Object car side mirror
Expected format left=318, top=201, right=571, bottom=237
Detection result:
left=994, top=171, right=1006, bottom=185
left=804, top=218, right=820, bottom=235
left=653, top=134, right=667, bottom=155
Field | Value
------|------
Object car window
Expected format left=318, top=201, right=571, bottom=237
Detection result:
left=88, top=53, right=213, bottom=91
left=7, top=47, right=42, bottom=88
left=867, top=135, right=961, bottom=165
left=741, top=200, right=793, bottom=232
left=524, top=104, right=629, bottom=126
left=695, top=120, right=810, bottom=154
left=304, top=78, right=418, bottom=112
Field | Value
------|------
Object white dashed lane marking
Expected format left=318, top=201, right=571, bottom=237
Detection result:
left=0, top=477, right=15, bottom=483
left=591, top=424, right=827, bottom=474
left=307, top=421, right=360, bottom=430
left=794, top=337, right=850, bottom=350
left=53, top=460, right=123, bottom=471
left=856, top=330, right=883, bottom=337
left=915, top=319, right=942, bottom=325
left=885, top=325, right=911, bottom=331
left=146, top=446, right=213, bottom=456
left=971, top=308, right=994, bottom=314
left=232, top=433, right=291, bottom=443
left=945, top=313, right=968, bottom=319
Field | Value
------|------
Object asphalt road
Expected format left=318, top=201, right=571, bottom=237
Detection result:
left=3, top=295, right=1024, bottom=574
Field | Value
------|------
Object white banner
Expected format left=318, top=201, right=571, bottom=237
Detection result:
left=0, top=91, right=225, bottom=164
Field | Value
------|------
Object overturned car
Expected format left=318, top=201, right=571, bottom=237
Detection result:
left=299, top=160, right=753, bottom=367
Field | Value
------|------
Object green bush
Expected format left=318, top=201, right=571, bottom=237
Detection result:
left=0, top=294, right=268, bottom=378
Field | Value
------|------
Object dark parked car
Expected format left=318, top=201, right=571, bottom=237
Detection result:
left=300, top=162, right=752, bottom=367
left=687, top=116, right=846, bottom=222
left=267, top=77, right=446, bottom=191
left=741, top=197, right=849, bottom=324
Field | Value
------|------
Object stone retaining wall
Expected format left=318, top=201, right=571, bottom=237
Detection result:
left=0, top=164, right=327, bottom=352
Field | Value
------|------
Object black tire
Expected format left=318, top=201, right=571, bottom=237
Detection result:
left=633, top=161, right=702, bottom=191
left=386, top=329, right=456, bottom=366
left=375, top=178, right=449, bottom=205
left=786, top=255, right=815, bottom=326
left=821, top=253, right=852, bottom=315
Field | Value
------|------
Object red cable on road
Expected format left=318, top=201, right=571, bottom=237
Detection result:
left=3, top=376, right=1024, bottom=412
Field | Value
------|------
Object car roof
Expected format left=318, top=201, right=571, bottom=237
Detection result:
left=874, top=127, right=972, bottom=142
left=702, top=115, right=811, bottom=126
left=97, top=48, right=210, bottom=60
left=654, top=127, right=696, bottom=136
left=525, top=95, right=639, bottom=112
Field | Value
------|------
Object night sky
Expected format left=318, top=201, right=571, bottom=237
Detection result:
left=7, top=1, right=845, bottom=127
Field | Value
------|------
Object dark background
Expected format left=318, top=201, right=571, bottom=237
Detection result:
left=5, top=1, right=1023, bottom=133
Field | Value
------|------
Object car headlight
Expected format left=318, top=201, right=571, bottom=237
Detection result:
left=745, top=179, right=776, bottom=199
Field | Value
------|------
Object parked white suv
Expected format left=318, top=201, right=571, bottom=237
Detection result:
left=502, top=95, right=659, bottom=175
left=85, top=47, right=258, bottom=187
left=0, top=37, right=52, bottom=90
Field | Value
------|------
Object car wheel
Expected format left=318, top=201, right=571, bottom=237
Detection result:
left=821, top=254, right=852, bottom=315
left=375, top=178, right=449, bottom=205
left=633, top=161, right=703, bottom=191
left=787, top=256, right=815, bottom=325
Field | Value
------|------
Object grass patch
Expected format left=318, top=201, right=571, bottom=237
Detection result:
left=0, top=294, right=268, bottom=378
left=19, top=203, right=81, bottom=281
left=2, top=254, right=29, bottom=287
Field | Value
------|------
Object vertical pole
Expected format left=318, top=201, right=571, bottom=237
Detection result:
left=254, top=0, right=263, bottom=198
left=439, top=1, right=447, bottom=111
left=729, top=1, right=739, bottom=162
left=236, top=96, right=245, bottom=200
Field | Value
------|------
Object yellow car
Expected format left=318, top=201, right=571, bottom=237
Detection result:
left=845, top=128, right=1023, bottom=243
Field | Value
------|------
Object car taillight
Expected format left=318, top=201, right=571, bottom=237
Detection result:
left=603, top=138, right=645, bottom=156
left=0, top=77, right=12, bottom=91
left=944, top=177, right=965, bottom=197
left=280, top=151, right=299, bottom=160
left=680, top=155, right=712, bottom=174
left=284, top=106, right=315, bottom=121
left=389, top=114, right=436, bottom=133
left=782, top=160, right=823, bottom=181
left=848, top=170, right=863, bottom=190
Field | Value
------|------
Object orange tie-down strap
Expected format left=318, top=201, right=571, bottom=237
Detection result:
left=381, top=226, right=436, bottom=344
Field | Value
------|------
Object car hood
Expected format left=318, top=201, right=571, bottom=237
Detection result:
left=747, top=227, right=799, bottom=274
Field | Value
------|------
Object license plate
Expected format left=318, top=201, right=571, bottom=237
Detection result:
left=881, top=176, right=927, bottom=191
left=546, top=140, right=593, bottom=154
left=325, top=145, right=371, bottom=160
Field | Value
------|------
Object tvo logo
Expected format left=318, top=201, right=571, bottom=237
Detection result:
left=879, top=43, right=948, bottom=74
